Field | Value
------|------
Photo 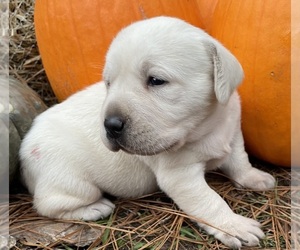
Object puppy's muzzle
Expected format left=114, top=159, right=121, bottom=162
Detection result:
left=104, top=116, right=125, bottom=140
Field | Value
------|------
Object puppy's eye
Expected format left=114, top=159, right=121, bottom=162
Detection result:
left=148, top=76, right=167, bottom=86
left=105, top=81, right=110, bottom=87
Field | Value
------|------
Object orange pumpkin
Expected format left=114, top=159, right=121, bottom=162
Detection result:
left=291, top=2, right=300, bottom=167
left=34, top=0, right=203, bottom=101
left=208, top=0, right=292, bottom=167
left=195, top=0, right=218, bottom=32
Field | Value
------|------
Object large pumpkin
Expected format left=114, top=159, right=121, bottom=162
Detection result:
left=195, top=0, right=218, bottom=32
left=208, top=0, right=291, bottom=167
left=34, top=0, right=203, bottom=101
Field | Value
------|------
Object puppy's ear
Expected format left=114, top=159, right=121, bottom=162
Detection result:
left=203, top=40, right=244, bottom=104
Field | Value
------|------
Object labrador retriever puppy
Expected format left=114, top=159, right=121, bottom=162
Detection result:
left=20, top=16, right=275, bottom=249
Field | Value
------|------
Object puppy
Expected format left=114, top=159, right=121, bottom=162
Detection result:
left=20, top=16, right=275, bottom=249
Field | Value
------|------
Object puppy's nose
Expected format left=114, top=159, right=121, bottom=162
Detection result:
left=104, top=116, right=125, bottom=139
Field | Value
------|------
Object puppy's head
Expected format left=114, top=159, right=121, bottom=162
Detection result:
left=101, top=16, right=243, bottom=155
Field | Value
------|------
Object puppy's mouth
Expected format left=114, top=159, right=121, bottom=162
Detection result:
left=107, top=139, right=122, bottom=152
left=103, top=117, right=186, bottom=155
left=107, top=138, right=183, bottom=156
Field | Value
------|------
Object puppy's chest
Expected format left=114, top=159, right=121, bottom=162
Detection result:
left=189, top=131, right=233, bottom=170
left=199, top=139, right=231, bottom=161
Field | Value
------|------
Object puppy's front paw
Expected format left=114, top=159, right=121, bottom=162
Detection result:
left=236, top=168, right=275, bottom=191
left=61, top=198, right=115, bottom=221
left=201, top=214, right=264, bottom=249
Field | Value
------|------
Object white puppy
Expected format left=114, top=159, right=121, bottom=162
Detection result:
left=20, top=17, right=275, bottom=249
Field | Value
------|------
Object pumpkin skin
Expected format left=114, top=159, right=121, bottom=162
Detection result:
left=209, top=0, right=291, bottom=167
left=0, top=78, right=9, bottom=185
left=34, top=0, right=203, bottom=101
left=195, top=0, right=218, bottom=32
left=8, top=76, right=47, bottom=182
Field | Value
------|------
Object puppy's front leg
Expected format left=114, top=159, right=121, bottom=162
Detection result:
left=156, top=163, right=264, bottom=249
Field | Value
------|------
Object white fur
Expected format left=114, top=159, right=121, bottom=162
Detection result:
left=20, top=17, right=275, bottom=249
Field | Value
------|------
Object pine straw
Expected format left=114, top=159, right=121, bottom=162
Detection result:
left=9, top=0, right=57, bottom=106
left=9, top=162, right=291, bottom=250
